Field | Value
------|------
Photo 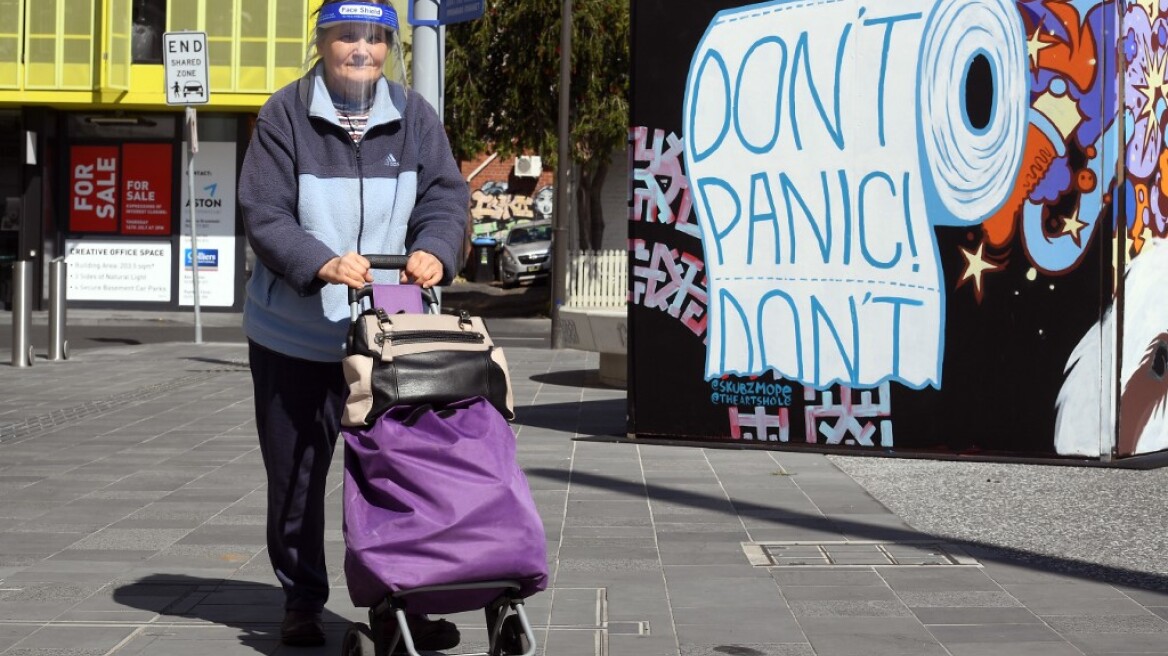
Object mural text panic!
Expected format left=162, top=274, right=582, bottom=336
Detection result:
left=689, top=10, right=930, bottom=270
left=685, top=0, right=1028, bottom=391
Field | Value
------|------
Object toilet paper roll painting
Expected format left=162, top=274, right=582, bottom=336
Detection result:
left=684, top=0, right=1028, bottom=390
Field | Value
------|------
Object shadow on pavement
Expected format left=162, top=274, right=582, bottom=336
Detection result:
left=90, top=337, right=143, bottom=345
left=510, top=399, right=625, bottom=437
left=183, top=356, right=250, bottom=369
left=113, top=574, right=350, bottom=653
left=526, top=468, right=1168, bottom=592
left=529, top=369, right=621, bottom=390
left=442, top=281, right=550, bottom=318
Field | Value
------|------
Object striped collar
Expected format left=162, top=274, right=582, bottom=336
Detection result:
left=300, top=62, right=404, bottom=131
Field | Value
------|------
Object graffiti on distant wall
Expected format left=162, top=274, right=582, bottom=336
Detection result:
left=470, top=182, right=554, bottom=238
left=631, top=0, right=1168, bottom=457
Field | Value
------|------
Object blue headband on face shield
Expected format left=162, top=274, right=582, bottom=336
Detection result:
left=317, top=3, right=400, bottom=31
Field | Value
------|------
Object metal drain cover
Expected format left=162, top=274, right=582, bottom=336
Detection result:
left=743, top=541, right=979, bottom=568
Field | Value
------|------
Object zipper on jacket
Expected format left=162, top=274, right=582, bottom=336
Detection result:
left=374, top=330, right=485, bottom=346
left=305, top=113, right=378, bottom=256
left=354, top=141, right=366, bottom=253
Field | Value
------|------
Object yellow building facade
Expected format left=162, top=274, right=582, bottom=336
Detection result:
left=0, top=0, right=410, bottom=310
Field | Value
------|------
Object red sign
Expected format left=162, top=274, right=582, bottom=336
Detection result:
left=121, top=143, right=174, bottom=235
left=70, top=146, right=120, bottom=233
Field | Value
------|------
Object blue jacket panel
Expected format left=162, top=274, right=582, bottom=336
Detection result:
left=240, top=65, right=469, bottom=362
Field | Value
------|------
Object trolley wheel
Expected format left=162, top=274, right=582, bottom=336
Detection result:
left=497, top=615, right=530, bottom=655
left=342, top=622, right=376, bottom=656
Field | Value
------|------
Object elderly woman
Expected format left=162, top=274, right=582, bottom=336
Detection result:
left=238, top=0, right=467, bottom=648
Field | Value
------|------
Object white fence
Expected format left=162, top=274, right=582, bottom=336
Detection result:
left=566, top=249, right=626, bottom=308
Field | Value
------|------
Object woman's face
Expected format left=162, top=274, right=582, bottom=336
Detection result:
left=321, top=22, right=389, bottom=98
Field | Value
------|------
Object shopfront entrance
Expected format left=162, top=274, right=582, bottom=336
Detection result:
left=56, top=111, right=246, bottom=312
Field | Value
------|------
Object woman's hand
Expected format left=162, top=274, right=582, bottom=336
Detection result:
left=317, top=252, right=373, bottom=289
left=400, top=251, right=444, bottom=288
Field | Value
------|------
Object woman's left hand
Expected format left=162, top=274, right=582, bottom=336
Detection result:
left=400, top=250, right=444, bottom=288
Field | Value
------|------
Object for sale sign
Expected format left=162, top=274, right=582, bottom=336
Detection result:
left=70, top=146, right=119, bottom=232
left=121, top=143, right=173, bottom=234
left=163, top=32, right=209, bottom=105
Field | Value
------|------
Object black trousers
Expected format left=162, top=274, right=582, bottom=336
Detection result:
left=248, top=340, right=347, bottom=612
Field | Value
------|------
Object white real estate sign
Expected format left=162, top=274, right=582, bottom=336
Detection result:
left=65, top=240, right=172, bottom=302
left=179, top=141, right=237, bottom=307
left=163, top=32, right=209, bottom=105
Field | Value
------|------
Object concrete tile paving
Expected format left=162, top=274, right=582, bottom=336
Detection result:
left=0, top=338, right=1167, bottom=654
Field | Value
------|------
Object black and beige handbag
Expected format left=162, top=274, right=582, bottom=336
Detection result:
left=341, top=257, right=514, bottom=428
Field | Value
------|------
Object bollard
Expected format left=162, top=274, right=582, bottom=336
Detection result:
left=10, top=260, right=34, bottom=368
left=48, top=257, right=67, bottom=361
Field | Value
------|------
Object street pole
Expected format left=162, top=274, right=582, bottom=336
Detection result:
left=186, top=107, right=203, bottom=344
left=412, top=0, right=443, bottom=304
left=411, top=0, right=443, bottom=114
left=550, top=0, right=571, bottom=349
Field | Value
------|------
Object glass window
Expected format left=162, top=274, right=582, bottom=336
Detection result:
left=241, top=0, right=268, bottom=38
left=132, top=0, right=165, bottom=63
left=167, top=0, right=197, bottom=32
left=160, top=0, right=308, bottom=92
left=0, top=0, right=22, bottom=88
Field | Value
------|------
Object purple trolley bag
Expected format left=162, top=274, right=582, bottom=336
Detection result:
left=339, top=256, right=547, bottom=656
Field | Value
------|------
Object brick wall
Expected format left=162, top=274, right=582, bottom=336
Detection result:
left=460, top=153, right=555, bottom=196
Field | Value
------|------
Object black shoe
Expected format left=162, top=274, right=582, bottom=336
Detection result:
left=390, top=614, right=460, bottom=653
left=281, top=609, right=325, bottom=647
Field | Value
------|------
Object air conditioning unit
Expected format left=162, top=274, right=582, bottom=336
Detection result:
left=513, top=155, right=542, bottom=178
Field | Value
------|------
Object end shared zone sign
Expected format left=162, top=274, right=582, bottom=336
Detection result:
left=163, top=32, right=209, bottom=106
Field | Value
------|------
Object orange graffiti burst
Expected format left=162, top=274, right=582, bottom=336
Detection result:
left=1132, top=183, right=1150, bottom=254
left=1034, top=1, right=1097, bottom=90
left=983, top=127, right=1057, bottom=248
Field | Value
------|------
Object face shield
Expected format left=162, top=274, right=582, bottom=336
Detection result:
left=312, top=2, right=408, bottom=109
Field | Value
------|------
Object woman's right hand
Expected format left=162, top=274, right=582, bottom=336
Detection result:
left=317, top=252, right=373, bottom=289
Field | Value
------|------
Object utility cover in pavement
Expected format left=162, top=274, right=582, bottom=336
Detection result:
left=742, top=541, right=980, bottom=567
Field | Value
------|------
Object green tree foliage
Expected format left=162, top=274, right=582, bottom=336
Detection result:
left=445, top=1, right=629, bottom=250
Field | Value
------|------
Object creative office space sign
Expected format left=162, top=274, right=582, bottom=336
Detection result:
left=630, top=0, right=1168, bottom=459
left=65, top=239, right=172, bottom=302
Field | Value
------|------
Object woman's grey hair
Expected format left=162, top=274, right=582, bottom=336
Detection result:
left=304, top=0, right=409, bottom=85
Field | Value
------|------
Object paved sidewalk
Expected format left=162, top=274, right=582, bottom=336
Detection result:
left=1, top=342, right=1168, bottom=655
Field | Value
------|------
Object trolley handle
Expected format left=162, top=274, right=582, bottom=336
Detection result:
left=365, top=254, right=410, bottom=271
left=347, top=253, right=439, bottom=311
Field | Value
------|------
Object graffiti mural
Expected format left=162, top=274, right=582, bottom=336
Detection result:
left=630, top=0, right=1168, bottom=459
left=469, top=182, right=554, bottom=238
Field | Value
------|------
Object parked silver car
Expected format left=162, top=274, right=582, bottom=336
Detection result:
left=497, top=221, right=552, bottom=287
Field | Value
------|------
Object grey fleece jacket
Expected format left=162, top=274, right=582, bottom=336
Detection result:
left=239, top=65, right=469, bottom=362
